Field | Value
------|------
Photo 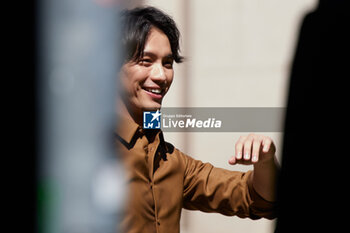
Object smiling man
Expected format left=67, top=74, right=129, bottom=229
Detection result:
left=119, top=26, right=174, bottom=123
left=116, top=6, right=278, bottom=233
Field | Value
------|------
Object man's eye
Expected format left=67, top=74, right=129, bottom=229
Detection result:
left=139, top=59, right=152, bottom=66
left=163, top=61, right=174, bottom=69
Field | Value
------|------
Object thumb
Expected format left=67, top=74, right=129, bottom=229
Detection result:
left=228, top=156, right=236, bottom=165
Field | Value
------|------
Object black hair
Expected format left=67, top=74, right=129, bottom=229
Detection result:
left=120, top=6, right=184, bottom=63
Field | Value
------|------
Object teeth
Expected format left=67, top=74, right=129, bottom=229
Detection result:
left=145, top=88, right=162, bottom=94
left=151, top=89, right=161, bottom=94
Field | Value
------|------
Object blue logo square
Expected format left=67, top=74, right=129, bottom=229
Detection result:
left=143, top=110, right=161, bottom=129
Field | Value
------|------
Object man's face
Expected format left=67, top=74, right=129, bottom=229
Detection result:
left=120, top=27, right=174, bottom=116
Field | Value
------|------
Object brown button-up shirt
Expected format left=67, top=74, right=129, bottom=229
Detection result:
left=116, top=116, right=276, bottom=233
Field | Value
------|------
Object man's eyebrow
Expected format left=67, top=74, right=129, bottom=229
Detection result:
left=164, top=54, right=174, bottom=60
left=143, top=51, right=174, bottom=59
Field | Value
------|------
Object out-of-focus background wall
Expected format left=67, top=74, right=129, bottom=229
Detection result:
left=125, top=0, right=317, bottom=232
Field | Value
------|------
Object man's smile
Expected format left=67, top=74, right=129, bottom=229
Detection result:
left=142, top=86, right=165, bottom=99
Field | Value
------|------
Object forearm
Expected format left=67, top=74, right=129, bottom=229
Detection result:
left=251, top=155, right=279, bottom=202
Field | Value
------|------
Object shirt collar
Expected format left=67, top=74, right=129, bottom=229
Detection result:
left=116, top=113, right=140, bottom=144
left=115, top=111, right=166, bottom=150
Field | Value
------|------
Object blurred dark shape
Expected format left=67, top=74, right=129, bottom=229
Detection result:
left=276, top=0, right=349, bottom=232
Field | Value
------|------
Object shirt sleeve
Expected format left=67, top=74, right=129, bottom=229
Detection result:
left=182, top=154, right=277, bottom=219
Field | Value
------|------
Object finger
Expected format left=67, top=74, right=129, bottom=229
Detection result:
left=243, top=139, right=252, bottom=160
left=262, top=137, right=272, bottom=153
left=235, top=136, right=246, bottom=159
left=228, top=156, right=236, bottom=165
left=251, top=139, right=261, bottom=163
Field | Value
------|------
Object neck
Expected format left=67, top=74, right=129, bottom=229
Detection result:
left=116, top=99, right=161, bottom=143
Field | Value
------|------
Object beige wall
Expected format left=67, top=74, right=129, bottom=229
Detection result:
left=129, top=0, right=317, bottom=232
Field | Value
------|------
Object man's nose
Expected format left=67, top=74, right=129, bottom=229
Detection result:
left=150, top=63, right=166, bottom=81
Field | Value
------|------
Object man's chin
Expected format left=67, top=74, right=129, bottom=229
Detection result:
left=141, top=101, right=162, bottom=111
left=142, top=106, right=161, bottom=112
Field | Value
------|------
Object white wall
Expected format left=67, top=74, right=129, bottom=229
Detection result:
left=138, top=0, right=318, bottom=232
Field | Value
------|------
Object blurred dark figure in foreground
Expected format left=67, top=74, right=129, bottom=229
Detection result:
left=276, top=0, right=349, bottom=232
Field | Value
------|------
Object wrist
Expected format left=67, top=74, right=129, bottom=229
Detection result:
left=252, top=155, right=279, bottom=202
